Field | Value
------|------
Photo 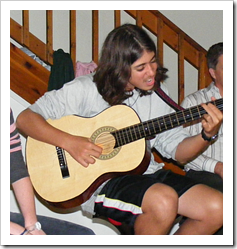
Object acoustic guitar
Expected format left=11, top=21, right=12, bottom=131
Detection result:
left=26, top=98, right=223, bottom=209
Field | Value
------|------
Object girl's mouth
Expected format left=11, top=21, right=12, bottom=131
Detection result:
left=146, top=78, right=155, bottom=86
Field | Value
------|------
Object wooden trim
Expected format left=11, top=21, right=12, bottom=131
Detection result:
left=157, top=17, right=164, bottom=67
left=23, top=10, right=30, bottom=47
left=10, top=43, right=49, bottom=104
left=46, top=10, right=53, bottom=65
left=70, top=10, right=77, bottom=70
left=92, top=10, right=99, bottom=64
left=198, top=52, right=206, bottom=90
left=11, top=18, right=49, bottom=64
left=136, top=10, right=142, bottom=27
left=178, top=34, right=185, bottom=104
left=114, top=10, right=121, bottom=27
left=10, top=18, right=23, bottom=44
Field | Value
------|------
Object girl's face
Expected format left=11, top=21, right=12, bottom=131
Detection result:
left=126, top=50, right=158, bottom=91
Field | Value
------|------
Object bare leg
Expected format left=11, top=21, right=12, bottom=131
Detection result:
left=134, top=183, right=178, bottom=235
left=175, top=184, right=223, bottom=235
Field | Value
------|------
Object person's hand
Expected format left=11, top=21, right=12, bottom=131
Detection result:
left=201, top=97, right=223, bottom=138
left=64, top=135, right=103, bottom=167
left=214, top=161, right=223, bottom=179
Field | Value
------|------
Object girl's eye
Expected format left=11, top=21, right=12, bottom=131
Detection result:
left=137, top=67, right=145, bottom=72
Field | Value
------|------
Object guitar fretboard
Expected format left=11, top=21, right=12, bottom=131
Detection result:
left=112, top=98, right=223, bottom=148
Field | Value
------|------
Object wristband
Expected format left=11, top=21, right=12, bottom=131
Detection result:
left=26, top=221, right=41, bottom=233
left=20, top=228, right=27, bottom=235
left=201, top=128, right=218, bottom=142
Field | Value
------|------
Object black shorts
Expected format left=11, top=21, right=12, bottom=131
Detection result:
left=94, top=169, right=198, bottom=227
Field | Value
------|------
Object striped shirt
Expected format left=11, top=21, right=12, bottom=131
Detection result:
left=10, top=108, right=29, bottom=184
left=181, top=82, right=223, bottom=173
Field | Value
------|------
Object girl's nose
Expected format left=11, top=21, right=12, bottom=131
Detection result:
left=146, top=63, right=156, bottom=76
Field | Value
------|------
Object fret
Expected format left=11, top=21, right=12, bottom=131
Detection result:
left=163, top=116, right=167, bottom=130
left=129, top=125, right=135, bottom=141
left=157, top=117, right=162, bottom=132
left=114, top=132, right=121, bottom=147
left=189, top=108, right=194, bottom=121
left=122, top=129, right=128, bottom=145
left=175, top=112, right=180, bottom=125
left=140, top=123, right=146, bottom=137
left=171, top=112, right=179, bottom=126
left=196, top=105, right=201, bottom=118
left=168, top=114, right=173, bottom=128
left=151, top=119, right=157, bottom=134
left=142, top=121, right=150, bottom=137
left=145, top=121, right=152, bottom=136
left=157, top=117, right=164, bottom=132
left=184, top=108, right=192, bottom=122
left=182, top=110, right=187, bottom=123
left=169, top=113, right=176, bottom=127
left=137, top=124, right=142, bottom=139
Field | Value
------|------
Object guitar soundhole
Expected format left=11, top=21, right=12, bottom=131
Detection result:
left=91, top=126, right=121, bottom=160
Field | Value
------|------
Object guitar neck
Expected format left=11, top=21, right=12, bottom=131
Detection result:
left=113, top=98, right=223, bottom=148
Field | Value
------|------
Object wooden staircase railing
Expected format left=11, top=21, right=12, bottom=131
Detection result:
left=11, top=10, right=212, bottom=175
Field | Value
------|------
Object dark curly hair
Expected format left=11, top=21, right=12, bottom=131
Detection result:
left=93, top=24, right=168, bottom=106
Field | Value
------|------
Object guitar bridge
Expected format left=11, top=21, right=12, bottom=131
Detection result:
left=56, top=146, right=70, bottom=178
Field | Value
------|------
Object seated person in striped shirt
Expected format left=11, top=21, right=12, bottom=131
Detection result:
left=181, top=42, right=223, bottom=193
left=10, top=108, right=95, bottom=235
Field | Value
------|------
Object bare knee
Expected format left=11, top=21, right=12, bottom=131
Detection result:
left=142, top=183, right=178, bottom=220
left=180, top=184, right=223, bottom=230
left=134, top=183, right=179, bottom=234
left=204, top=189, right=223, bottom=227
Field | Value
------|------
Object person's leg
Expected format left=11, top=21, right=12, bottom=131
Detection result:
left=134, top=183, right=178, bottom=235
left=10, top=212, right=95, bottom=235
left=175, top=184, right=223, bottom=235
left=10, top=212, right=24, bottom=226
left=184, top=170, right=223, bottom=234
left=94, top=174, right=179, bottom=235
left=186, top=169, right=223, bottom=193
left=36, top=215, right=95, bottom=235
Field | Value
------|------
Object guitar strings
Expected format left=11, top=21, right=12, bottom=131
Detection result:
left=112, top=99, right=223, bottom=147
left=95, top=99, right=223, bottom=148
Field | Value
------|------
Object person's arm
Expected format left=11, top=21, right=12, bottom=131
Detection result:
left=175, top=102, right=222, bottom=164
left=183, top=152, right=223, bottom=174
left=11, top=177, right=45, bottom=235
left=214, top=161, right=223, bottom=178
left=16, top=108, right=102, bottom=168
left=10, top=222, right=29, bottom=235
left=10, top=109, right=45, bottom=235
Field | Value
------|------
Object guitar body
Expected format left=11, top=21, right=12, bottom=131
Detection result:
left=26, top=105, right=150, bottom=208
